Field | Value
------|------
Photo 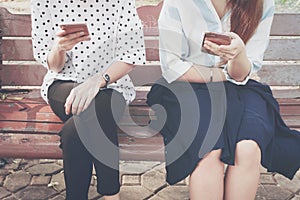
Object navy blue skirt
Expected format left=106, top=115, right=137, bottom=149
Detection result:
left=147, top=78, right=300, bottom=185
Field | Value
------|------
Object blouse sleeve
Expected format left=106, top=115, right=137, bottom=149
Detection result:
left=223, top=0, right=275, bottom=85
left=158, top=0, right=193, bottom=83
left=30, top=1, right=54, bottom=69
left=31, top=1, right=72, bottom=70
left=115, top=0, right=146, bottom=65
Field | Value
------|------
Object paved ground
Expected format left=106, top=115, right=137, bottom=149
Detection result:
left=0, top=159, right=299, bottom=200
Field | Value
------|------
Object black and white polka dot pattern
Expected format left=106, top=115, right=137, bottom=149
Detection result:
left=31, top=0, right=146, bottom=104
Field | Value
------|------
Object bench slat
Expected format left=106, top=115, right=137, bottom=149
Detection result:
left=0, top=133, right=164, bottom=160
left=1, top=5, right=299, bottom=37
left=2, top=64, right=299, bottom=87
left=257, top=64, right=300, bottom=86
left=2, top=38, right=299, bottom=62
left=270, top=13, right=300, bottom=36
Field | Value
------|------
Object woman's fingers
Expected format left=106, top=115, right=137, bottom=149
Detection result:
left=65, top=91, right=75, bottom=115
left=56, top=32, right=91, bottom=51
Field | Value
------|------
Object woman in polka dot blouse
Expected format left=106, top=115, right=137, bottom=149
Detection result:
left=31, top=0, right=146, bottom=199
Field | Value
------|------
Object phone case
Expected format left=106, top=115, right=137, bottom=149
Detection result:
left=201, top=32, right=231, bottom=55
left=60, top=23, right=89, bottom=36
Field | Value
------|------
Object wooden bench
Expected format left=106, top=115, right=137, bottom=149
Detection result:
left=0, top=2, right=299, bottom=161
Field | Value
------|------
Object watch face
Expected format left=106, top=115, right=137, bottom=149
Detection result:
left=104, top=74, right=110, bottom=82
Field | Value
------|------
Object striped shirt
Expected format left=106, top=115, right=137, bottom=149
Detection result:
left=158, top=0, right=275, bottom=84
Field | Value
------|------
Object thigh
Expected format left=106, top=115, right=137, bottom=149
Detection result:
left=48, top=80, right=77, bottom=122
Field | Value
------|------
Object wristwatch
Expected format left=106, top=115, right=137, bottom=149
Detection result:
left=102, top=73, right=110, bottom=88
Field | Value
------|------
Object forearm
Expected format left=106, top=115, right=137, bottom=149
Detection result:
left=47, top=46, right=67, bottom=73
left=97, top=61, right=134, bottom=88
left=177, top=64, right=226, bottom=83
left=226, top=51, right=251, bottom=82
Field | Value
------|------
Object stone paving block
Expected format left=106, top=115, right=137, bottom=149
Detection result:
left=88, top=185, right=102, bottom=200
left=2, top=195, right=18, bottom=200
left=148, top=195, right=166, bottom=200
left=152, top=163, right=166, bottom=174
left=0, top=187, right=11, bottom=199
left=120, top=186, right=152, bottom=200
left=50, top=172, right=66, bottom=192
left=0, top=169, right=10, bottom=175
left=260, top=166, right=268, bottom=173
left=56, top=159, right=64, bottom=167
left=2, top=159, right=20, bottom=171
left=26, top=163, right=63, bottom=175
left=19, top=159, right=40, bottom=169
left=256, top=185, right=293, bottom=200
left=91, top=175, right=97, bottom=186
left=292, top=195, right=300, bottom=200
left=50, top=194, right=66, bottom=200
left=39, top=159, right=57, bottom=164
left=14, top=186, right=57, bottom=200
left=275, top=173, right=300, bottom=193
left=31, top=175, right=51, bottom=186
left=122, top=175, right=140, bottom=185
left=0, top=175, right=5, bottom=186
left=185, top=177, right=190, bottom=186
left=156, top=186, right=189, bottom=200
left=142, top=170, right=166, bottom=192
left=120, top=161, right=161, bottom=174
left=4, top=171, right=31, bottom=192
left=260, top=174, right=276, bottom=185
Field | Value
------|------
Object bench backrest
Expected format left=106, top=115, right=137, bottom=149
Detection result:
left=1, top=2, right=299, bottom=93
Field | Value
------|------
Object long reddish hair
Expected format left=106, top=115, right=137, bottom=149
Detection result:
left=228, top=0, right=263, bottom=44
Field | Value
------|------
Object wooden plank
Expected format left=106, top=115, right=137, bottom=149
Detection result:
left=271, top=14, right=300, bottom=36
left=144, top=39, right=300, bottom=62
left=0, top=64, right=160, bottom=87
left=1, top=39, right=34, bottom=61
left=129, top=65, right=161, bottom=86
left=0, top=7, right=31, bottom=37
left=0, top=133, right=164, bottom=160
left=257, top=65, right=300, bottom=86
left=264, top=38, right=300, bottom=61
left=272, top=89, right=300, bottom=99
left=1, top=7, right=300, bottom=37
left=137, top=1, right=163, bottom=37
left=0, top=65, right=46, bottom=86
left=1, top=37, right=299, bottom=64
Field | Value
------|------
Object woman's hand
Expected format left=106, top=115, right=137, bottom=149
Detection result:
left=54, top=30, right=91, bottom=52
left=203, top=32, right=246, bottom=61
left=47, top=30, right=91, bottom=73
left=65, top=73, right=103, bottom=115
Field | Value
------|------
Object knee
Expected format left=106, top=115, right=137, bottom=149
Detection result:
left=59, top=118, right=81, bottom=147
left=196, top=150, right=224, bottom=172
left=235, top=140, right=261, bottom=166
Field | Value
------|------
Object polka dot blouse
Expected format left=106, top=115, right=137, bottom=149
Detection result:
left=31, top=0, right=146, bottom=104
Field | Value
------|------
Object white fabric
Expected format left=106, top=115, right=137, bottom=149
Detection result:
left=31, top=0, right=146, bottom=104
left=158, top=0, right=275, bottom=84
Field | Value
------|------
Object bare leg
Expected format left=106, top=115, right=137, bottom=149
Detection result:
left=104, top=194, right=120, bottom=200
left=224, top=140, right=261, bottom=200
left=189, top=149, right=224, bottom=200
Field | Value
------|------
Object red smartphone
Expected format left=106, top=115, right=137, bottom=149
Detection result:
left=201, top=32, right=232, bottom=55
left=60, top=23, right=89, bottom=36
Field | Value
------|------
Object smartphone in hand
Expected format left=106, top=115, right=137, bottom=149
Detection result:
left=60, top=23, right=89, bottom=36
left=201, top=32, right=231, bottom=55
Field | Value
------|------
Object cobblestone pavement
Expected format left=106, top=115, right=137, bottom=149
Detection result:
left=0, top=158, right=299, bottom=200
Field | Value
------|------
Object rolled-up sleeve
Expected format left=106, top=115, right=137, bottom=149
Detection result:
left=115, top=0, right=146, bottom=65
left=223, top=0, right=275, bottom=85
left=158, top=0, right=193, bottom=83
left=30, top=1, right=54, bottom=69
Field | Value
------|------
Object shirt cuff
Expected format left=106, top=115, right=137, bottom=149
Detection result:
left=222, top=62, right=253, bottom=85
left=162, top=61, right=193, bottom=83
